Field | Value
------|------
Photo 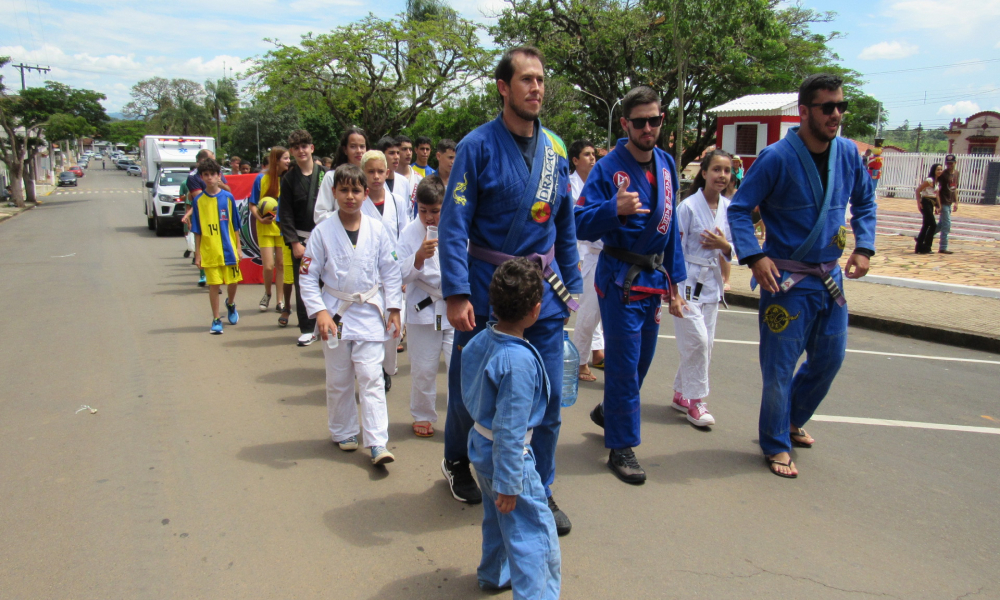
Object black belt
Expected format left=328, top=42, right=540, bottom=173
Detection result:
left=602, top=246, right=668, bottom=303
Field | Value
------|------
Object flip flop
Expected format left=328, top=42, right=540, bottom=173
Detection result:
left=278, top=311, right=290, bottom=327
left=766, top=456, right=798, bottom=479
left=791, top=427, right=814, bottom=448
left=591, top=360, right=605, bottom=370
left=412, top=422, right=434, bottom=437
left=578, top=369, right=597, bottom=382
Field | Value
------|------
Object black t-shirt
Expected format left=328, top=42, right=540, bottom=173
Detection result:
left=386, top=177, right=395, bottom=193
left=345, top=228, right=359, bottom=247
left=372, top=198, right=385, bottom=215
left=510, top=127, right=539, bottom=171
left=637, top=159, right=657, bottom=196
left=811, top=146, right=830, bottom=192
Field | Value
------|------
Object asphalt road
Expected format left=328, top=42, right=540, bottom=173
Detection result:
left=2, top=165, right=998, bottom=599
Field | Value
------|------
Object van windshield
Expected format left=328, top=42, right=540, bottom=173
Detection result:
left=159, top=171, right=189, bottom=186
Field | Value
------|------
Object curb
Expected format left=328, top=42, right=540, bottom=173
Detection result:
left=725, top=290, right=1000, bottom=355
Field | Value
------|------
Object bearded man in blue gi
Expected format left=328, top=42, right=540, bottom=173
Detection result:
left=438, top=46, right=582, bottom=534
left=728, top=73, right=877, bottom=479
left=575, top=85, right=688, bottom=485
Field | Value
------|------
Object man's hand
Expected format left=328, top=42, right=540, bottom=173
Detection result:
left=446, top=295, right=476, bottom=332
left=616, top=182, right=648, bottom=216
left=292, top=242, right=306, bottom=260
left=316, top=310, right=338, bottom=341
left=386, top=310, right=402, bottom=338
left=750, top=256, right=782, bottom=293
left=845, top=252, right=870, bottom=279
left=496, top=493, right=516, bottom=514
left=953, top=203, right=958, bottom=214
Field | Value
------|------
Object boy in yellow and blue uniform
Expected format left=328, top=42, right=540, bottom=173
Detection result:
left=191, top=158, right=243, bottom=334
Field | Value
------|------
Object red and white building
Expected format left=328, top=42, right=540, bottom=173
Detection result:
left=944, top=111, right=1000, bottom=156
left=707, top=93, right=800, bottom=169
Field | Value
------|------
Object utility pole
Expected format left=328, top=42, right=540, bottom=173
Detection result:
left=915, top=122, right=923, bottom=153
left=12, top=64, right=50, bottom=90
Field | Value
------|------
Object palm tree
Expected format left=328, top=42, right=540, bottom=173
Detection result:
left=162, top=97, right=212, bottom=136
left=204, top=78, right=239, bottom=143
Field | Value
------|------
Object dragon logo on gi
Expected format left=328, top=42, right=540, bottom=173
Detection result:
left=828, top=225, right=847, bottom=250
left=453, top=173, right=469, bottom=206
left=764, top=304, right=800, bottom=334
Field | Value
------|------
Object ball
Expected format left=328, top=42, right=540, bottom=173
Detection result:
left=258, top=196, right=278, bottom=219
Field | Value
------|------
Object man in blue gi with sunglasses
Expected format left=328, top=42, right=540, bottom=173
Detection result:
left=728, top=73, right=877, bottom=479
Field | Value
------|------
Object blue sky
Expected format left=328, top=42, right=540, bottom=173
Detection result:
left=2, top=0, right=998, bottom=131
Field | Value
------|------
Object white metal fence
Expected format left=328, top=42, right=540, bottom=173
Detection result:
left=875, top=153, right=998, bottom=205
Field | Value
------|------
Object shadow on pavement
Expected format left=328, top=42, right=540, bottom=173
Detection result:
left=323, top=483, right=481, bottom=547
left=153, top=287, right=204, bottom=296
left=364, top=569, right=484, bottom=600
left=279, top=388, right=325, bottom=406
left=148, top=325, right=212, bottom=335
left=113, top=225, right=152, bottom=235
left=39, top=198, right=93, bottom=208
left=236, top=438, right=362, bottom=470
left=223, top=336, right=296, bottom=349
left=257, top=367, right=325, bottom=387
left=387, top=421, right=445, bottom=446
left=641, top=448, right=763, bottom=484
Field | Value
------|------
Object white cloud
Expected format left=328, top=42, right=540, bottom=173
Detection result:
left=858, top=40, right=919, bottom=60
left=937, top=101, right=981, bottom=116
left=886, top=0, right=1000, bottom=39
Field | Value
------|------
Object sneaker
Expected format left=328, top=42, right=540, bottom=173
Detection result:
left=939, top=249, right=954, bottom=254
left=210, top=318, right=223, bottom=335
left=335, top=435, right=358, bottom=451
left=590, top=403, right=604, bottom=429
left=371, top=446, right=395, bottom=465
left=547, top=495, right=572, bottom=536
left=671, top=391, right=690, bottom=413
left=297, top=332, right=317, bottom=346
left=384, top=369, right=392, bottom=392
left=608, top=447, right=646, bottom=484
left=225, top=300, right=239, bottom=325
left=183, top=249, right=191, bottom=258
left=275, top=301, right=285, bottom=313
left=197, top=274, right=206, bottom=287
left=687, top=401, right=716, bottom=427
left=259, top=294, right=271, bottom=312
left=441, top=458, right=483, bottom=504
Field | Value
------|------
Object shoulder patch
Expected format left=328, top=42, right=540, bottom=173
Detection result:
left=542, top=128, right=567, bottom=160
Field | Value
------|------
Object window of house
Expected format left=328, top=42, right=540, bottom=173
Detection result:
left=736, top=124, right=759, bottom=155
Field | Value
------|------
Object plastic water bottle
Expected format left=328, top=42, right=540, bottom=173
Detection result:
left=561, top=331, right=580, bottom=407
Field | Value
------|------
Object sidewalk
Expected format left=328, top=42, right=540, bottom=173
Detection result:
left=0, top=184, right=55, bottom=224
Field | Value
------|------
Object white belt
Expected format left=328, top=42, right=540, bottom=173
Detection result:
left=327, top=283, right=382, bottom=321
left=685, top=254, right=725, bottom=304
left=295, top=229, right=311, bottom=242
left=474, top=422, right=533, bottom=445
left=414, top=280, right=443, bottom=303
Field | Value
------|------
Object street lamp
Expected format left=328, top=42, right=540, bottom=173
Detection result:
left=574, top=85, right=622, bottom=152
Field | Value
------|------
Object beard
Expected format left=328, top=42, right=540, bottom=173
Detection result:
left=629, top=129, right=658, bottom=152
left=807, top=112, right=839, bottom=143
left=509, top=95, right=542, bottom=122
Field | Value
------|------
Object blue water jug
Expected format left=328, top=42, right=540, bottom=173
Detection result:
left=561, top=331, right=580, bottom=407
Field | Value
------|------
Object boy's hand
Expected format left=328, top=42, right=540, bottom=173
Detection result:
left=260, top=215, right=275, bottom=225
left=496, top=493, right=516, bottom=514
left=292, top=242, right=306, bottom=259
left=416, top=238, right=438, bottom=261
left=316, top=310, right=338, bottom=341
left=194, top=253, right=201, bottom=268
left=386, top=310, right=402, bottom=338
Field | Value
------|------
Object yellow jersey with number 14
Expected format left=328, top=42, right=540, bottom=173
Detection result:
left=191, top=190, right=241, bottom=268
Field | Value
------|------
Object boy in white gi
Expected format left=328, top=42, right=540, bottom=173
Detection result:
left=461, top=258, right=561, bottom=599
left=300, top=164, right=403, bottom=467
left=397, top=176, right=452, bottom=437
left=672, top=150, right=734, bottom=427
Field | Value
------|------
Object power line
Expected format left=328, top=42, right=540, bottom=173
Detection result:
left=861, top=58, right=1000, bottom=76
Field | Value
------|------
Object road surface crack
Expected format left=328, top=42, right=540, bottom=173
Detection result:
left=673, top=560, right=902, bottom=598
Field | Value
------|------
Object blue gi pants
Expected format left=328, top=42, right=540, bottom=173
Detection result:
left=758, top=287, right=848, bottom=456
left=597, top=292, right=661, bottom=449
left=473, top=447, right=561, bottom=599
left=445, top=315, right=564, bottom=496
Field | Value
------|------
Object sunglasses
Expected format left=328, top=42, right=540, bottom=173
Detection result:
left=808, top=101, right=849, bottom=115
left=627, top=115, right=664, bottom=129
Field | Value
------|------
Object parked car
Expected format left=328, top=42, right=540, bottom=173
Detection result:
left=58, top=172, right=78, bottom=187
left=69, top=166, right=84, bottom=177
left=127, top=165, right=142, bottom=176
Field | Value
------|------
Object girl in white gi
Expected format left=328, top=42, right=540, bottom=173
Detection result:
left=314, top=127, right=368, bottom=224
left=396, top=176, right=453, bottom=437
left=672, top=150, right=734, bottom=427
left=568, top=139, right=606, bottom=382
left=301, top=164, right=403, bottom=467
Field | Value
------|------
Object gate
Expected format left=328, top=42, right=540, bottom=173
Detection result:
left=875, top=153, right=997, bottom=204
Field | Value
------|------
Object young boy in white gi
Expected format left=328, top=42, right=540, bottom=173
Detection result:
left=672, top=150, right=734, bottom=427
left=300, top=164, right=403, bottom=466
left=397, top=176, right=452, bottom=437
left=461, top=258, right=561, bottom=600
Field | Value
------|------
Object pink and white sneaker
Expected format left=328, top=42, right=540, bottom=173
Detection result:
left=687, top=401, right=716, bottom=427
left=671, top=391, right=690, bottom=413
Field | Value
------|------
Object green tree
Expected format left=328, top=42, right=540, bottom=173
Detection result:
left=106, top=120, right=149, bottom=149
left=402, top=89, right=496, bottom=143
left=205, top=78, right=240, bottom=144
left=42, top=113, right=94, bottom=167
left=160, top=97, right=213, bottom=136
left=226, top=97, right=300, bottom=165
left=0, top=56, right=29, bottom=207
left=250, top=13, right=496, bottom=142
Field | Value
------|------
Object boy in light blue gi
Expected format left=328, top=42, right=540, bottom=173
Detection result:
left=461, top=258, right=561, bottom=599
left=728, top=74, right=877, bottom=478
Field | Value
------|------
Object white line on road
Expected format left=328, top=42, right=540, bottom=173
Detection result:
left=810, top=415, right=1000, bottom=435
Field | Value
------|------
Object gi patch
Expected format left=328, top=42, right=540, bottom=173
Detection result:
left=453, top=173, right=469, bottom=206
left=654, top=306, right=662, bottom=324
left=576, top=195, right=586, bottom=207
left=531, top=201, right=551, bottom=223
left=299, top=256, right=312, bottom=275
left=391, top=251, right=399, bottom=261
left=829, top=225, right=848, bottom=250
left=613, top=171, right=630, bottom=189
left=656, top=168, right=674, bottom=235
left=763, top=304, right=800, bottom=334
left=532, top=146, right=558, bottom=214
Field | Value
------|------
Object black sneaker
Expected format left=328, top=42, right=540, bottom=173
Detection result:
left=608, top=448, right=646, bottom=485
left=183, top=249, right=191, bottom=258
left=547, top=495, right=572, bottom=536
left=441, top=458, right=482, bottom=504
left=939, top=249, right=954, bottom=254
left=590, top=403, right=604, bottom=429
left=383, top=369, right=392, bottom=392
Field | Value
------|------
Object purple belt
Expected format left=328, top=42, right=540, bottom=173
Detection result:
left=771, top=258, right=846, bottom=307
left=468, top=243, right=579, bottom=311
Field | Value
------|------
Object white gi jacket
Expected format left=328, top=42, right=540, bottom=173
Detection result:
left=397, top=219, right=452, bottom=330
left=362, top=191, right=409, bottom=246
left=299, top=212, right=403, bottom=342
left=676, top=189, right=732, bottom=304
left=571, top=171, right=604, bottom=267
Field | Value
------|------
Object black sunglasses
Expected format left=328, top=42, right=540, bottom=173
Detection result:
left=808, top=101, right=849, bottom=115
left=627, top=115, right=664, bottom=129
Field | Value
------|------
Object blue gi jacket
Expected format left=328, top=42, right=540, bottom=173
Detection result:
left=728, top=128, right=878, bottom=292
left=462, top=325, right=550, bottom=496
left=575, top=139, right=686, bottom=299
left=439, top=114, right=582, bottom=320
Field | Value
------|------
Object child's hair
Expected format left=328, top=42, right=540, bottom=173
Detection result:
left=287, top=129, right=313, bottom=148
left=416, top=175, right=445, bottom=205
left=396, top=134, right=412, bottom=146
left=685, top=149, right=732, bottom=199
left=489, top=258, right=543, bottom=323
left=360, top=150, right=387, bottom=171
left=376, top=136, right=399, bottom=153
left=230, top=155, right=241, bottom=163
left=197, top=158, right=221, bottom=176
left=333, top=163, right=367, bottom=190
left=436, top=139, right=456, bottom=154
left=264, top=146, right=287, bottom=198
left=415, top=135, right=433, bottom=149
left=335, top=127, right=368, bottom=167
left=568, top=139, right=594, bottom=173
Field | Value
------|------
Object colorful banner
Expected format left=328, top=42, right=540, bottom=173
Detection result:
left=227, top=173, right=274, bottom=285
